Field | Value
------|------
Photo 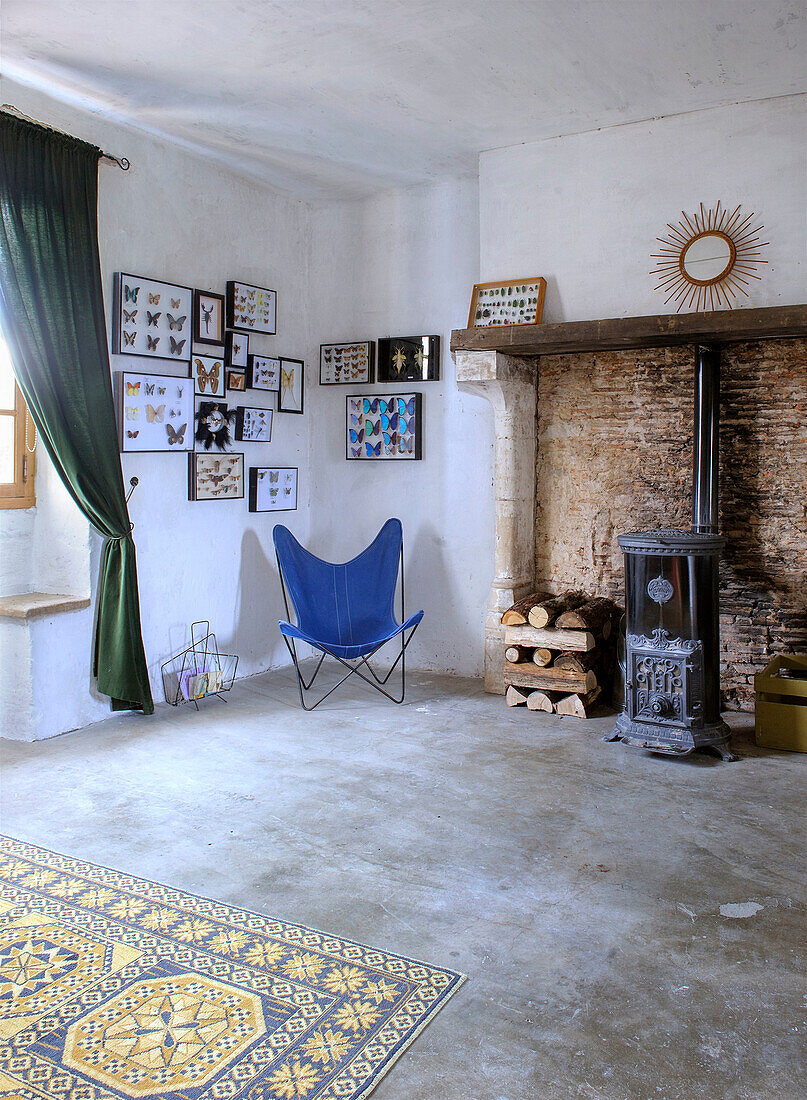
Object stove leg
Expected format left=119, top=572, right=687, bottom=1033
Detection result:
left=712, top=742, right=738, bottom=762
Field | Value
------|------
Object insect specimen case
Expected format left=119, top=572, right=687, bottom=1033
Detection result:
left=376, top=336, right=439, bottom=382
left=226, top=280, right=277, bottom=335
left=248, top=467, right=298, bottom=512
left=345, top=393, right=422, bottom=460
left=115, top=370, right=194, bottom=452
left=188, top=452, right=245, bottom=500
left=112, top=272, right=193, bottom=361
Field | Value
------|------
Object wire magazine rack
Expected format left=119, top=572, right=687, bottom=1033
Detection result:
left=161, top=621, right=238, bottom=708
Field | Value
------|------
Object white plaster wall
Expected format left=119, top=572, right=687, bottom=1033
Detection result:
left=309, top=178, right=493, bottom=676
left=0, top=79, right=316, bottom=736
left=480, top=96, right=806, bottom=321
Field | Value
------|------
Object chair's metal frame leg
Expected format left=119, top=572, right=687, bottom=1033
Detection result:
left=275, top=536, right=418, bottom=710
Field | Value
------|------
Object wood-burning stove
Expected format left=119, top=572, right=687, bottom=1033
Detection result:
left=608, top=347, right=736, bottom=760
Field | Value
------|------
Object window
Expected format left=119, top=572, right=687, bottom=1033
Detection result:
left=0, top=339, right=36, bottom=508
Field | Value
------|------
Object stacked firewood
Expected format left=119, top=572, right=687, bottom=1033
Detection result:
left=501, top=591, right=619, bottom=717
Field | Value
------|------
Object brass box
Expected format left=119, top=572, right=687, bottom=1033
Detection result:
left=754, top=655, right=807, bottom=753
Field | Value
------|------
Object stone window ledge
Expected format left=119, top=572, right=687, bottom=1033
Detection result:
left=0, top=591, right=91, bottom=621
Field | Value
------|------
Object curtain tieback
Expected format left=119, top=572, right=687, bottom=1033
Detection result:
left=107, top=522, right=134, bottom=541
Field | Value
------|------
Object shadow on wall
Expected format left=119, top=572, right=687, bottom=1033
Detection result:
left=232, top=528, right=314, bottom=673
left=404, top=520, right=477, bottom=674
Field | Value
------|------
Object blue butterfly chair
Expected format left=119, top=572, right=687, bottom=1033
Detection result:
left=273, top=519, right=424, bottom=709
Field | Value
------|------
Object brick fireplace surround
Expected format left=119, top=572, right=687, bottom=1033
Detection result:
left=452, top=306, right=807, bottom=711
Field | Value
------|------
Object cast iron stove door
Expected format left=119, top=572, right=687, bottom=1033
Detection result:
left=625, top=627, right=703, bottom=752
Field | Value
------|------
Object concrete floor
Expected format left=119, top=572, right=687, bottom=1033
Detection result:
left=1, top=666, right=805, bottom=1100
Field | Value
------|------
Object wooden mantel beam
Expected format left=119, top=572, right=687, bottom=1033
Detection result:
left=451, top=304, right=807, bottom=358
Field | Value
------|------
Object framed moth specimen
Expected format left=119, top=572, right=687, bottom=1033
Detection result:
left=467, top=277, right=547, bottom=327
left=376, top=336, right=440, bottom=382
left=247, top=355, right=280, bottom=392
left=191, top=353, right=225, bottom=397
left=112, top=272, right=193, bottom=362
left=115, top=370, right=193, bottom=453
left=227, top=369, right=246, bottom=392
left=192, top=289, right=225, bottom=346
left=277, top=357, right=304, bottom=414
left=346, top=393, right=422, bottom=460
left=249, top=466, right=298, bottom=512
left=319, top=340, right=374, bottom=384
left=225, top=330, right=249, bottom=368
left=235, top=406, right=273, bottom=443
left=226, top=280, right=277, bottom=335
left=189, top=451, right=245, bottom=501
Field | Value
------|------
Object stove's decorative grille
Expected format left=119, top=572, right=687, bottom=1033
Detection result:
left=627, top=628, right=703, bottom=729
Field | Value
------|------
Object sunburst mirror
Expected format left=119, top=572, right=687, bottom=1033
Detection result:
left=651, top=202, right=769, bottom=312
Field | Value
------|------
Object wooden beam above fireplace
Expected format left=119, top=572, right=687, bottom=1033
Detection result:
left=451, top=303, right=807, bottom=358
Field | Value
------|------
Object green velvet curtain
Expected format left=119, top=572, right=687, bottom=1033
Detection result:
left=0, top=112, right=153, bottom=714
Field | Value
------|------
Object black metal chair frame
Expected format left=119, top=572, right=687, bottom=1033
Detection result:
left=275, top=537, right=421, bottom=710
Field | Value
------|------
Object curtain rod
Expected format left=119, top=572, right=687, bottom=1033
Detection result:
left=1, top=104, right=130, bottom=170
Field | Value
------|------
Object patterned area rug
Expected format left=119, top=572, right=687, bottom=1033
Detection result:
left=0, top=836, right=464, bottom=1099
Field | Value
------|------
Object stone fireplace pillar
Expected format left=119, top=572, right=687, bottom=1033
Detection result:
left=454, top=350, right=537, bottom=693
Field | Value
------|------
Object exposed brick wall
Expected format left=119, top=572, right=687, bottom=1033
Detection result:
left=720, top=339, right=807, bottom=708
left=535, top=339, right=807, bottom=711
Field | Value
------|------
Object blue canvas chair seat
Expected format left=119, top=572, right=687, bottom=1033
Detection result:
left=273, top=519, right=423, bottom=708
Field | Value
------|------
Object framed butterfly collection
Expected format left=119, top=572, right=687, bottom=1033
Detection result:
left=193, top=290, right=225, bottom=346
left=113, top=273, right=193, bottom=362
left=227, top=369, right=246, bottom=392
left=346, top=393, right=422, bottom=460
left=319, top=341, right=374, bottom=385
left=226, top=280, right=277, bottom=335
left=115, top=370, right=194, bottom=453
left=249, top=466, right=298, bottom=512
left=192, top=354, right=225, bottom=397
left=278, top=357, right=304, bottom=414
left=189, top=452, right=245, bottom=501
left=236, top=406, right=273, bottom=443
left=467, top=277, right=547, bottom=328
left=247, top=355, right=280, bottom=392
left=225, top=331, right=249, bottom=369
left=376, top=336, right=440, bottom=382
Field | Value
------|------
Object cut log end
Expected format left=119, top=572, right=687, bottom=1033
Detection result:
left=501, top=591, right=551, bottom=626
left=526, top=690, right=559, bottom=712
left=527, top=590, right=586, bottom=628
left=557, top=597, right=617, bottom=637
left=555, top=685, right=603, bottom=718
left=505, top=685, right=532, bottom=707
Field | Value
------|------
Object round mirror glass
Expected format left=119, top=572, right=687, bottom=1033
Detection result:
left=681, top=233, right=733, bottom=282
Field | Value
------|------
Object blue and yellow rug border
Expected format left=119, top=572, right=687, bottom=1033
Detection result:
left=0, top=834, right=465, bottom=1099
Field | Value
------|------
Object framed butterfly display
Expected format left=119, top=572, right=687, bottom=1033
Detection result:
left=319, top=341, right=374, bottom=385
left=227, top=369, right=246, bottom=392
left=247, top=355, right=280, bottom=392
left=225, top=331, right=249, bottom=369
left=192, top=354, right=225, bottom=397
left=189, top=452, right=245, bottom=501
left=277, top=357, right=304, bottom=414
left=346, top=393, right=422, bottom=460
left=115, top=370, right=193, bottom=453
left=376, top=336, right=440, bottom=382
left=192, top=290, right=225, bottom=346
left=236, top=406, right=273, bottom=443
left=467, top=277, right=547, bottom=328
left=112, top=273, right=193, bottom=362
left=249, top=467, right=298, bottom=512
left=226, top=280, right=277, bottom=335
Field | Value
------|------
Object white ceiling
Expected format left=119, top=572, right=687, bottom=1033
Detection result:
left=2, top=0, right=805, bottom=200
